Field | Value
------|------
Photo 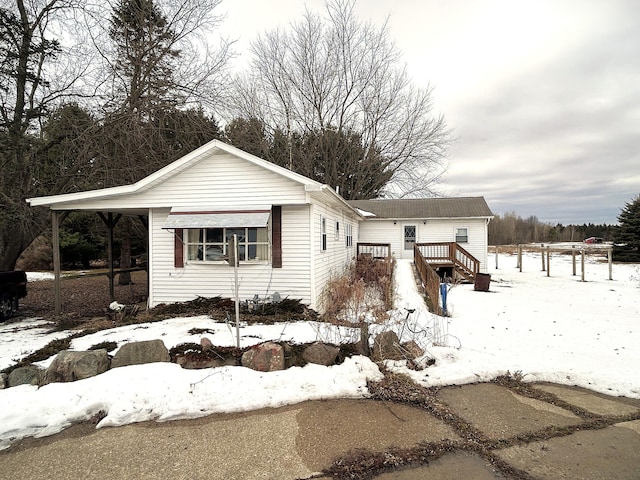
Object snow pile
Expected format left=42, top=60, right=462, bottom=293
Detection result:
left=0, top=251, right=638, bottom=450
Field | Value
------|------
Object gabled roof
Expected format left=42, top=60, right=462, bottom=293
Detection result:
left=27, top=140, right=360, bottom=217
left=27, top=140, right=322, bottom=207
left=348, top=197, right=493, bottom=219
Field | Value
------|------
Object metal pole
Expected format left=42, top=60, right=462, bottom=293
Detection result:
left=581, top=249, right=585, bottom=282
left=233, top=234, right=240, bottom=349
left=608, top=247, right=613, bottom=280
left=572, top=246, right=576, bottom=276
left=495, top=246, right=499, bottom=269
left=541, top=244, right=546, bottom=271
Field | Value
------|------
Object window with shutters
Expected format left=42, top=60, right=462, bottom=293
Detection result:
left=185, top=227, right=270, bottom=262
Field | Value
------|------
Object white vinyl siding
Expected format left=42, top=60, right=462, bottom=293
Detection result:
left=358, top=220, right=403, bottom=258
left=358, top=218, right=489, bottom=272
left=67, top=152, right=307, bottom=211
left=150, top=205, right=314, bottom=307
left=311, top=202, right=360, bottom=310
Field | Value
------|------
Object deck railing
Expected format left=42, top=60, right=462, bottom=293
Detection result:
left=415, top=242, right=479, bottom=280
left=413, top=244, right=443, bottom=315
left=356, top=242, right=392, bottom=275
left=356, top=242, right=391, bottom=260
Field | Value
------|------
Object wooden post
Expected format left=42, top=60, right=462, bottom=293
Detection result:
left=97, top=212, right=122, bottom=301
left=107, top=213, right=115, bottom=300
left=52, top=211, right=61, bottom=316
left=572, top=246, right=576, bottom=276
left=581, top=249, right=585, bottom=282
left=541, top=244, right=546, bottom=271
left=546, top=246, right=550, bottom=277
left=517, top=244, right=522, bottom=272
left=608, top=247, right=613, bottom=280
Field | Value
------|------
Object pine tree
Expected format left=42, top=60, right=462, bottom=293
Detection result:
left=613, top=195, right=640, bottom=262
left=109, top=0, right=180, bottom=116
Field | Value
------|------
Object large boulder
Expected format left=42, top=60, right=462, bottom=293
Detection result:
left=8, top=366, right=44, bottom=387
left=302, top=342, right=340, bottom=366
left=111, top=339, right=170, bottom=368
left=241, top=342, right=285, bottom=372
left=44, top=350, right=110, bottom=383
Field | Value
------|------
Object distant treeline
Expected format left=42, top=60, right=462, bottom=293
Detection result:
left=489, top=212, right=616, bottom=245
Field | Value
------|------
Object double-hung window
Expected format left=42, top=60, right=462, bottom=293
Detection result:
left=186, top=227, right=270, bottom=262
left=345, top=223, right=353, bottom=247
left=321, top=216, right=327, bottom=251
left=455, top=227, right=469, bottom=243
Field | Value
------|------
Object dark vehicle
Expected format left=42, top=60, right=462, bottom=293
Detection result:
left=0, top=271, right=28, bottom=321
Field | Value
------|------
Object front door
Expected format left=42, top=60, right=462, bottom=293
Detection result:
left=403, top=224, right=417, bottom=259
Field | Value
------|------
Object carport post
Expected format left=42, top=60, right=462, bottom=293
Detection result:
left=52, top=211, right=61, bottom=316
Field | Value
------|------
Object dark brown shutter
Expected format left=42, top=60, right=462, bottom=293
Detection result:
left=272, top=206, right=282, bottom=268
left=174, top=229, right=184, bottom=268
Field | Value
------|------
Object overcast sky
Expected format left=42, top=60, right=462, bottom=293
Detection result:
left=218, top=0, right=640, bottom=225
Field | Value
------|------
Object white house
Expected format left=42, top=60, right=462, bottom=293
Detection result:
left=28, top=140, right=362, bottom=311
left=349, top=198, right=493, bottom=272
left=27, top=140, right=493, bottom=312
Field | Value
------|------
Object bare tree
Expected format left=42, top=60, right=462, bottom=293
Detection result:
left=83, top=0, right=234, bottom=115
left=0, top=0, right=92, bottom=270
left=231, top=0, right=450, bottom=198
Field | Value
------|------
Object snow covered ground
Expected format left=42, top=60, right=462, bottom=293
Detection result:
left=0, top=251, right=638, bottom=450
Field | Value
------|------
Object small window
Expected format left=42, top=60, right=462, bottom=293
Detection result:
left=455, top=227, right=469, bottom=243
left=335, top=221, right=340, bottom=240
left=345, top=223, right=353, bottom=247
left=321, top=216, right=327, bottom=251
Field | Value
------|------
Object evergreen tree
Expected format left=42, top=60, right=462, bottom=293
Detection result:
left=613, top=195, right=640, bottom=262
left=109, top=0, right=180, bottom=115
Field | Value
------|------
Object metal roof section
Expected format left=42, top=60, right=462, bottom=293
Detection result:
left=162, top=207, right=271, bottom=229
left=348, top=197, right=494, bottom=219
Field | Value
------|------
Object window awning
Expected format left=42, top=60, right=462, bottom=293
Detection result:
left=162, top=207, right=272, bottom=229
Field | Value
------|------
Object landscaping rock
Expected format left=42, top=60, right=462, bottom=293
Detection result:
left=372, top=331, right=404, bottom=361
left=241, top=342, right=285, bottom=372
left=44, top=350, right=110, bottom=383
left=200, top=337, right=213, bottom=351
left=303, top=342, right=340, bottom=366
left=8, top=366, right=44, bottom=387
left=111, top=339, right=170, bottom=368
left=176, top=355, right=225, bottom=370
